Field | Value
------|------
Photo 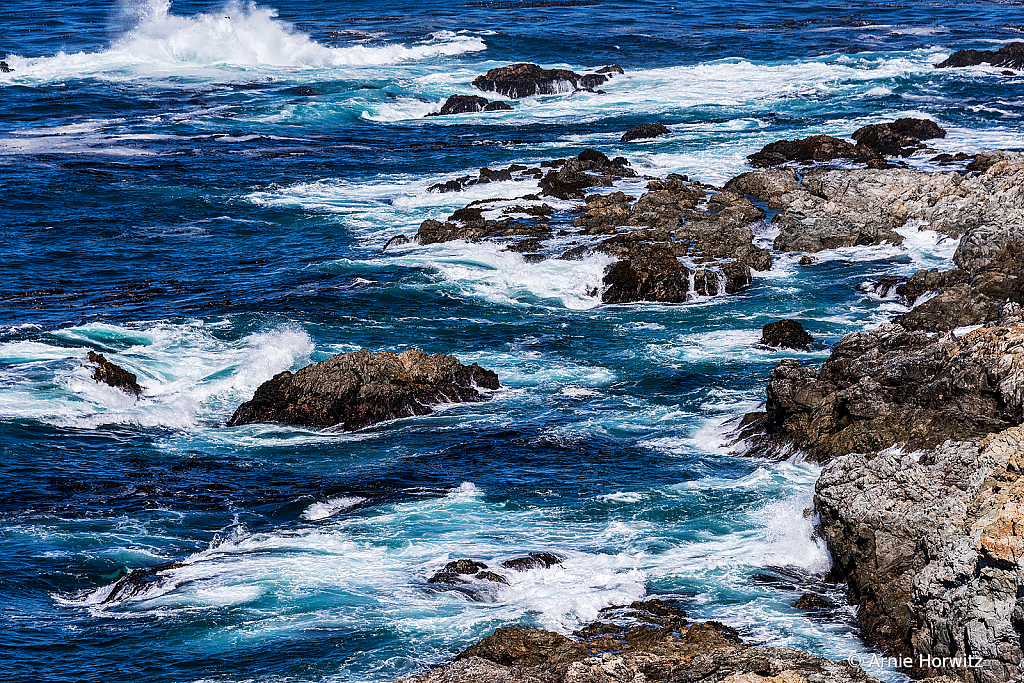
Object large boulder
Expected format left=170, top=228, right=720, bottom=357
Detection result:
left=816, top=424, right=1024, bottom=682
left=472, top=63, right=620, bottom=98
left=540, top=149, right=636, bottom=200
left=759, top=320, right=815, bottom=350
left=426, top=94, right=511, bottom=117
left=747, top=134, right=868, bottom=168
left=227, top=350, right=499, bottom=430
left=936, top=42, right=1024, bottom=69
left=620, top=123, right=671, bottom=143
left=851, top=118, right=946, bottom=157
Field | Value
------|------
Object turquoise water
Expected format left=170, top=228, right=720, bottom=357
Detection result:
left=1, top=1, right=1021, bottom=681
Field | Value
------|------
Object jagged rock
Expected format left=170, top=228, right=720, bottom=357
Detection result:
left=851, top=118, right=946, bottom=157
left=759, top=320, right=815, bottom=350
left=540, top=149, right=636, bottom=200
left=747, top=134, right=868, bottom=168
left=893, top=268, right=971, bottom=305
left=724, top=166, right=804, bottom=209
left=416, top=200, right=552, bottom=245
left=226, top=350, right=499, bottom=430
left=428, top=559, right=490, bottom=585
left=102, top=561, right=186, bottom=604
left=472, top=63, right=619, bottom=98
left=0, top=61, right=12, bottom=73
left=756, top=325, right=1024, bottom=462
left=427, top=164, right=544, bottom=193
left=502, top=552, right=562, bottom=570
left=601, top=242, right=690, bottom=304
left=398, top=623, right=880, bottom=683
left=87, top=351, right=143, bottom=397
left=935, top=42, right=1024, bottom=69
left=426, top=94, right=511, bottom=117
left=620, top=123, right=671, bottom=143
left=816, top=424, right=1024, bottom=681
left=967, top=151, right=1022, bottom=174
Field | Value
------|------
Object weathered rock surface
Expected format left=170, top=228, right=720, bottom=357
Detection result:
left=758, top=325, right=1024, bottom=462
left=472, top=63, right=621, bottom=98
left=771, top=156, right=1024, bottom=252
left=620, top=123, right=671, bottom=143
left=816, top=424, right=1024, bottom=682
left=87, top=351, right=143, bottom=397
left=427, top=164, right=544, bottom=193
left=426, top=94, right=512, bottom=117
left=540, top=148, right=637, bottom=200
left=227, top=350, right=499, bottom=430
left=759, top=320, right=815, bottom=350
left=398, top=613, right=880, bottom=683
left=936, top=42, right=1024, bottom=69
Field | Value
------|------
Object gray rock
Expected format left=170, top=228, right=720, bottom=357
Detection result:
left=816, top=425, right=1024, bottom=682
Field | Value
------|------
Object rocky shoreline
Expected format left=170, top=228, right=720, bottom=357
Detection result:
left=379, top=63, right=1024, bottom=679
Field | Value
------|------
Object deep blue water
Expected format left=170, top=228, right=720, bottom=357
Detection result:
left=1, top=1, right=1022, bottom=682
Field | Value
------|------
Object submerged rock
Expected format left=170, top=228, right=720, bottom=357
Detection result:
left=227, top=350, right=499, bottom=431
left=426, top=94, right=512, bottom=117
left=935, top=41, right=1024, bottom=69
left=540, top=148, right=636, bottom=200
left=102, top=561, right=186, bottom=604
left=87, top=351, right=143, bottom=397
left=0, top=61, right=12, bottom=73
left=759, top=320, right=815, bottom=350
left=620, top=123, right=671, bottom=143
left=501, top=552, right=562, bottom=570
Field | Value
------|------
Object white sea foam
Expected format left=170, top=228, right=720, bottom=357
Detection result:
left=0, top=320, right=313, bottom=429
left=0, top=0, right=485, bottom=84
left=302, top=496, right=367, bottom=521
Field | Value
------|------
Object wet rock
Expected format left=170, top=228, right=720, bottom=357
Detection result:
left=383, top=234, right=411, bottom=250
left=935, top=41, right=1024, bottom=69
left=102, top=561, right=186, bottom=604
left=472, top=63, right=618, bottom=98
left=540, top=149, right=636, bottom=200
left=793, top=593, right=830, bottom=610
left=458, top=627, right=590, bottom=671
left=501, top=552, right=562, bottom=570
left=428, top=559, right=490, bottom=585
left=620, top=123, right=671, bottom=143
left=851, top=118, right=946, bottom=157
left=227, top=350, right=499, bottom=431
left=966, top=150, right=1023, bottom=174
left=0, top=61, right=14, bottom=73
left=892, top=268, right=971, bottom=305
left=416, top=200, right=553, bottom=245
left=600, top=242, right=690, bottom=304
left=816, top=424, right=1024, bottom=681
left=759, top=320, right=815, bottom=350
left=87, top=351, right=143, bottom=397
left=427, top=164, right=544, bottom=193
left=426, top=94, right=512, bottom=116
left=747, top=134, right=867, bottom=168
left=756, top=324, right=1024, bottom=462
left=475, top=570, right=510, bottom=585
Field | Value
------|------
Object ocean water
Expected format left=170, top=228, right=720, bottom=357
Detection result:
left=1, top=1, right=1021, bottom=681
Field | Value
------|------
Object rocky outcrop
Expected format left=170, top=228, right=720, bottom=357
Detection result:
left=815, top=425, right=1024, bottom=682
left=87, top=351, right=143, bottom=397
left=747, top=135, right=868, bottom=168
left=426, top=94, right=512, bottom=117
left=769, top=155, right=1024, bottom=252
left=936, top=42, right=1024, bottom=69
left=759, top=320, right=815, bottom=350
left=758, top=325, right=1024, bottom=462
left=428, top=164, right=545, bottom=193
left=226, top=350, right=499, bottom=430
left=472, top=63, right=621, bottom=98
left=620, top=123, right=671, bottom=143
left=0, top=61, right=12, bottom=73
left=850, top=118, right=946, bottom=157
left=540, top=149, right=637, bottom=199
left=404, top=152, right=772, bottom=305
left=397, top=600, right=880, bottom=683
